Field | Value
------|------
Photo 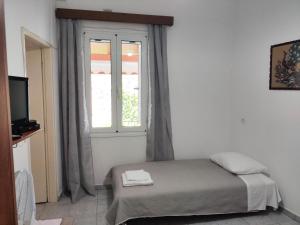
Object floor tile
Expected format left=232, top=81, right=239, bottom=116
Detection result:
left=70, top=200, right=97, bottom=217
left=189, top=222, right=218, bottom=225
left=217, top=217, right=248, bottom=225
left=98, top=198, right=112, bottom=210
left=36, top=203, right=45, bottom=219
left=70, top=195, right=97, bottom=217
left=280, top=222, right=300, bottom=225
left=39, top=203, right=71, bottom=219
left=98, top=189, right=113, bottom=201
left=188, top=214, right=246, bottom=225
left=97, top=192, right=112, bottom=217
left=243, top=214, right=277, bottom=225
left=268, top=211, right=295, bottom=224
left=188, top=219, right=219, bottom=225
left=74, top=215, right=97, bottom=225
left=97, top=214, right=108, bottom=225
left=57, top=195, right=72, bottom=205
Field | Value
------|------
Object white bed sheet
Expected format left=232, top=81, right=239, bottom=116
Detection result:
left=238, top=173, right=282, bottom=212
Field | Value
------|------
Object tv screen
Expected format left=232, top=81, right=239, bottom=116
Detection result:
left=9, top=76, right=29, bottom=124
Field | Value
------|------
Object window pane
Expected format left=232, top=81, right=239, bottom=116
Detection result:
left=121, top=41, right=142, bottom=127
left=90, top=39, right=112, bottom=128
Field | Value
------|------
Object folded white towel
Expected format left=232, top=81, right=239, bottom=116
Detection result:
left=122, top=173, right=154, bottom=187
left=125, top=170, right=151, bottom=181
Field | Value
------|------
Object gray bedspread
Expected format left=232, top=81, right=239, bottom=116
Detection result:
left=106, top=159, right=247, bottom=225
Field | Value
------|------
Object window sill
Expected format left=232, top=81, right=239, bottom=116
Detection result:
left=90, top=131, right=146, bottom=138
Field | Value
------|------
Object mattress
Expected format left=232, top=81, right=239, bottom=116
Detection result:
left=106, top=159, right=248, bottom=225
left=106, top=159, right=281, bottom=225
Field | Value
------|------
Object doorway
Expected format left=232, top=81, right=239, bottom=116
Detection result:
left=23, top=29, right=59, bottom=203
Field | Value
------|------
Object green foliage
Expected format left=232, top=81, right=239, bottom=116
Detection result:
left=122, top=92, right=139, bottom=126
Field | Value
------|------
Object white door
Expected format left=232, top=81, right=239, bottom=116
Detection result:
left=26, top=49, right=47, bottom=203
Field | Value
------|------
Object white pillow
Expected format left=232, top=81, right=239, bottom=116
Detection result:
left=210, top=152, right=267, bottom=175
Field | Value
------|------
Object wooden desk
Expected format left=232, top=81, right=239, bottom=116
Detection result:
left=12, top=128, right=40, bottom=145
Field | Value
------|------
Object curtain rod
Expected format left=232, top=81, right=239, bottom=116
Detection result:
left=56, top=8, right=174, bottom=26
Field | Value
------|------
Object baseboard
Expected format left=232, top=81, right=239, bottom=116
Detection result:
left=95, top=184, right=112, bottom=190
left=281, top=207, right=300, bottom=223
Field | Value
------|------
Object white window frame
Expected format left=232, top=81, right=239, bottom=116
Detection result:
left=83, top=28, right=148, bottom=135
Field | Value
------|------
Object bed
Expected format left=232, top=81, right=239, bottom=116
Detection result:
left=106, top=159, right=281, bottom=225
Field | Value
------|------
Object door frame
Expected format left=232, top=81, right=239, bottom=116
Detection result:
left=22, top=28, right=59, bottom=203
left=0, top=0, right=18, bottom=224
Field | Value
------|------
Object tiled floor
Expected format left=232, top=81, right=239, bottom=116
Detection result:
left=36, top=189, right=299, bottom=225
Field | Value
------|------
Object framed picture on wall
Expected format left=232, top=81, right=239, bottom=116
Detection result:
left=270, top=39, right=300, bottom=90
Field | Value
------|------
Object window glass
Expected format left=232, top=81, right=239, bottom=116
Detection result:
left=121, top=41, right=142, bottom=127
left=90, top=39, right=112, bottom=128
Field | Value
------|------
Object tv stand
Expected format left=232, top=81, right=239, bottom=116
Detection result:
left=12, top=128, right=40, bottom=145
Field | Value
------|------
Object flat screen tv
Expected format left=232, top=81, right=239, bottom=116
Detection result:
left=9, top=76, right=29, bottom=124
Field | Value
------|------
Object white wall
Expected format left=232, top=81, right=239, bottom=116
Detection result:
left=5, top=0, right=56, bottom=75
left=5, top=0, right=62, bottom=194
left=231, top=0, right=300, bottom=216
left=56, top=0, right=236, bottom=185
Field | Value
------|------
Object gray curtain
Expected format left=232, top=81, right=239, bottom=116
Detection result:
left=58, top=19, right=96, bottom=202
left=146, top=25, right=175, bottom=161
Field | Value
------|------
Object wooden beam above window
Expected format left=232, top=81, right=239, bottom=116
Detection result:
left=56, top=8, right=174, bottom=26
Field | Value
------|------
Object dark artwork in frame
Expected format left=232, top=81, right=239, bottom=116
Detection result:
left=270, top=39, right=300, bottom=90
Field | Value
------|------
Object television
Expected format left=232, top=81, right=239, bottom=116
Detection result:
left=8, top=76, right=29, bottom=125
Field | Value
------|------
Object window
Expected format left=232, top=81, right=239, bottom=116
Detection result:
left=84, top=30, right=148, bottom=134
